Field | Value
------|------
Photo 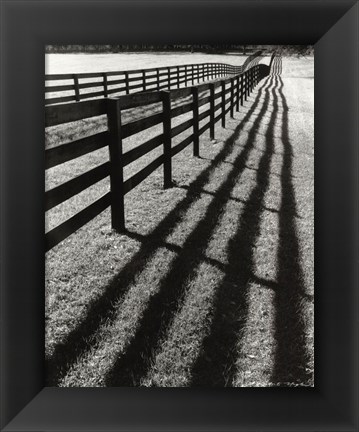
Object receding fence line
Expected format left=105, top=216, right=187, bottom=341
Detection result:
left=45, top=63, right=240, bottom=106
left=45, top=51, right=263, bottom=106
left=45, top=62, right=270, bottom=252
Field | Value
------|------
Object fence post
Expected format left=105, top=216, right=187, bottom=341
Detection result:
left=192, top=87, right=199, bottom=157
left=221, top=81, right=226, bottom=128
left=245, top=71, right=249, bottom=100
left=73, top=74, right=80, bottom=101
left=192, top=65, right=194, bottom=85
left=107, top=98, right=125, bottom=232
left=210, top=83, right=215, bottom=140
left=103, top=73, right=108, bottom=98
left=243, top=73, right=246, bottom=101
left=241, top=74, right=244, bottom=106
left=161, top=91, right=172, bottom=189
left=157, top=68, right=160, bottom=91
left=236, top=76, right=240, bottom=111
left=167, top=67, right=171, bottom=90
left=125, top=72, right=129, bottom=94
left=177, top=66, right=180, bottom=88
left=185, top=65, right=188, bottom=86
left=230, top=78, right=234, bottom=118
left=142, top=70, right=146, bottom=92
left=248, top=70, right=251, bottom=96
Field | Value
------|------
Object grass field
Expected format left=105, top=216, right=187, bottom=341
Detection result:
left=45, top=52, right=257, bottom=74
left=45, top=54, right=314, bottom=387
left=45, top=52, right=266, bottom=102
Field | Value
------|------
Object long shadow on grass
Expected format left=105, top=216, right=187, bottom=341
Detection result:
left=270, top=55, right=282, bottom=76
left=271, top=76, right=312, bottom=386
left=188, top=76, right=280, bottom=387
left=104, top=76, right=276, bottom=386
left=46, top=75, right=272, bottom=386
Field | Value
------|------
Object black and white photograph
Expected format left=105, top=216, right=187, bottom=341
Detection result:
left=45, top=45, right=314, bottom=387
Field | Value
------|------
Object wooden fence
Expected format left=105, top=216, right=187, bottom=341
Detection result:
left=45, top=63, right=270, bottom=251
left=45, top=51, right=263, bottom=106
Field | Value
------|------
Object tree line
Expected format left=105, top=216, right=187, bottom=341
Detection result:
left=45, top=45, right=313, bottom=56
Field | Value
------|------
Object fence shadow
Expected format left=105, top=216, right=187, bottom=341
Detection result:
left=188, top=76, right=279, bottom=386
left=271, top=75, right=312, bottom=386
left=46, top=75, right=271, bottom=386
left=104, top=76, right=275, bottom=386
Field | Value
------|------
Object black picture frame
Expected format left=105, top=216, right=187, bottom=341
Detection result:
left=1, top=1, right=358, bottom=431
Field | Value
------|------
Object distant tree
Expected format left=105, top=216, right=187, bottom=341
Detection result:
left=274, top=45, right=314, bottom=57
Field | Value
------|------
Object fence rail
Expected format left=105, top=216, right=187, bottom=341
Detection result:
left=45, top=62, right=270, bottom=251
left=45, top=51, right=263, bottom=105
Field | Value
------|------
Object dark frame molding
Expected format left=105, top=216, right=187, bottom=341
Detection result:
left=1, top=1, right=358, bottom=431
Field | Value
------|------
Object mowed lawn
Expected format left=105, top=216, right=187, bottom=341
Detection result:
left=45, top=55, right=314, bottom=387
left=45, top=52, right=254, bottom=75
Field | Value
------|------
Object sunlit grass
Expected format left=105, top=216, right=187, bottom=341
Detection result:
left=45, top=56, right=314, bottom=387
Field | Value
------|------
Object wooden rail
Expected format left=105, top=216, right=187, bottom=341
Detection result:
left=45, top=51, right=263, bottom=106
left=45, top=63, right=270, bottom=251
